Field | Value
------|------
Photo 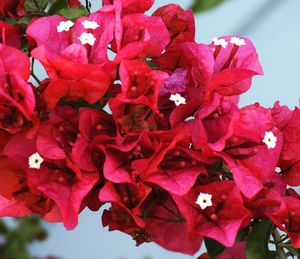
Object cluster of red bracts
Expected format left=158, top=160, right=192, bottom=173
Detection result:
left=0, top=0, right=300, bottom=256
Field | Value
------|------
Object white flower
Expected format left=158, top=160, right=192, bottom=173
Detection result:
left=212, top=37, right=228, bottom=48
left=169, top=93, right=186, bottom=106
left=196, top=192, right=213, bottom=210
left=78, top=32, right=96, bottom=46
left=262, top=131, right=277, bottom=149
left=230, top=37, right=246, bottom=46
left=28, top=152, right=44, bottom=169
left=82, top=20, right=100, bottom=30
left=57, top=20, right=74, bottom=32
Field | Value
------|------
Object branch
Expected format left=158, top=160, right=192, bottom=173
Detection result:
left=272, top=228, right=288, bottom=259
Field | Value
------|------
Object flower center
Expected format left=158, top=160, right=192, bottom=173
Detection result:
left=82, top=20, right=100, bottom=30
left=196, top=192, right=213, bottom=210
left=262, top=131, right=277, bottom=149
left=57, top=20, right=74, bottom=32
left=212, top=37, right=247, bottom=70
left=78, top=32, right=96, bottom=46
left=28, top=152, right=44, bottom=169
left=169, top=93, right=186, bottom=106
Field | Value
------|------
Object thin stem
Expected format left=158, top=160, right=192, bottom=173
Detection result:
left=31, top=72, right=41, bottom=85
left=85, top=0, right=91, bottom=12
left=277, top=243, right=292, bottom=247
left=142, top=194, right=161, bottom=219
left=146, top=215, right=185, bottom=223
left=30, top=58, right=41, bottom=85
left=279, top=235, right=290, bottom=243
left=272, top=228, right=288, bottom=259
left=32, top=0, right=47, bottom=15
left=161, top=203, right=183, bottom=221
left=144, top=109, right=153, bottom=121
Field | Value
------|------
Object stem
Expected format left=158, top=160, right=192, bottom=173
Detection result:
left=142, top=194, right=161, bottom=219
left=30, top=58, right=41, bottom=85
left=32, top=0, right=47, bottom=15
left=31, top=72, right=41, bottom=85
left=272, top=228, right=288, bottom=259
left=279, top=235, right=290, bottom=243
left=161, top=203, right=183, bottom=221
left=144, top=109, right=153, bottom=121
left=278, top=243, right=292, bottom=247
left=146, top=215, right=185, bottom=223
left=85, top=0, right=91, bottom=12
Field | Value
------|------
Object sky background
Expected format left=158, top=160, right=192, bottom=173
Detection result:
left=28, top=0, right=300, bottom=258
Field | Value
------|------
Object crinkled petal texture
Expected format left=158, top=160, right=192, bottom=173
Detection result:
left=31, top=47, right=111, bottom=108
left=118, top=60, right=169, bottom=111
left=0, top=139, right=58, bottom=219
left=173, top=181, right=252, bottom=247
left=103, top=0, right=154, bottom=15
left=116, top=13, right=170, bottom=61
left=27, top=11, right=115, bottom=64
left=271, top=101, right=293, bottom=130
left=136, top=128, right=207, bottom=196
left=206, top=36, right=263, bottom=98
left=0, top=157, right=33, bottom=217
left=268, top=196, right=300, bottom=248
left=278, top=108, right=300, bottom=185
left=144, top=197, right=203, bottom=255
left=0, top=44, right=30, bottom=81
left=27, top=165, right=99, bottom=230
left=2, top=0, right=300, bottom=255
left=220, top=105, right=283, bottom=198
left=0, top=21, right=21, bottom=49
left=0, top=0, right=18, bottom=17
left=212, top=36, right=263, bottom=74
left=0, top=44, right=35, bottom=133
left=217, top=241, right=247, bottom=259
left=99, top=182, right=151, bottom=228
left=2, top=114, right=99, bottom=230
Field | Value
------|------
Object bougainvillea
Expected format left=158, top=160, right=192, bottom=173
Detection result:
left=0, top=0, right=299, bottom=258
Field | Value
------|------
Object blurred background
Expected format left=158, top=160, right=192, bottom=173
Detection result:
left=4, top=0, right=300, bottom=258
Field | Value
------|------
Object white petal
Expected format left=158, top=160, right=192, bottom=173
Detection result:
left=230, top=37, right=246, bottom=46
left=82, top=20, right=100, bottom=30
left=169, top=93, right=186, bottom=106
left=262, top=131, right=277, bottom=149
left=196, top=192, right=213, bottom=210
left=28, top=152, right=44, bottom=169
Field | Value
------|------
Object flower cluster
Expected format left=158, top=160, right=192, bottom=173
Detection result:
left=0, top=0, right=300, bottom=257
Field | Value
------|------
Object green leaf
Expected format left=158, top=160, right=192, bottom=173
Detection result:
left=236, top=229, right=246, bottom=242
left=204, top=237, right=226, bottom=257
left=4, top=18, right=17, bottom=26
left=245, top=219, right=273, bottom=259
left=24, top=0, right=48, bottom=12
left=58, top=6, right=89, bottom=20
left=5, top=17, right=32, bottom=26
left=0, top=217, right=48, bottom=259
left=17, top=16, right=32, bottom=25
left=48, top=0, right=69, bottom=15
left=191, top=0, right=227, bottom=13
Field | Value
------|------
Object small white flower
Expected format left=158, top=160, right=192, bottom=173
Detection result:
left=230, top=37, right=246, bottom=46
left=169, top=93, right=186, bottom=106
left=82, top=20, right=100, bottom=30
left=275, top=167, right=281, bottom=173
left=57, top=20, right=74, bottom=32
left=212, top=37, right=228, bottom=48
left=28, top=152, right=44, bottom=169
left=78, top=32, right=96, bottom=46
left=196, top=192, right=213, bottom=210
left=262, top=131, right=277, bottom=149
